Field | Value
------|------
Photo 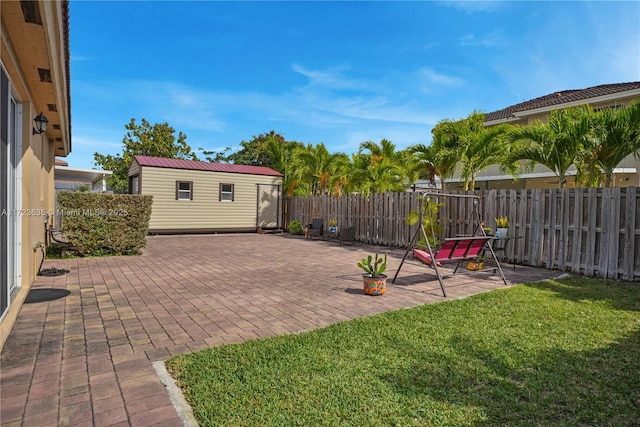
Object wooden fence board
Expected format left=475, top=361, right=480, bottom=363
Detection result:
left=571, top=188, right=584, bottom=274
left=623, top=188, right=637, bottom=280
left=546, top=190, right=556, bottom=268
left=584, top=188, right=598, bottom=276
left=597, top=188, right=610, bottom=278
left=558, top=189, right=570, bottom=270
left=530, top=189, right=543, bottom=266
left=517, top=190, right=528, bottom=264
left=607, top=188, right=621, bottom=279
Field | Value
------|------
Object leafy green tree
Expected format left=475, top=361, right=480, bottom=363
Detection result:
left=576, top=101, right=640, bottom=187
left=199, top=146, right=233, bottom=163
left=508, top=106, right=592, bottom=189
left=226, top=131, right=289, bottom=168
left=94, top=118, right=198, bottom=193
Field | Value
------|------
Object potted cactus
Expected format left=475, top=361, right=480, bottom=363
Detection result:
left=357, top=253, right=387, bottom=296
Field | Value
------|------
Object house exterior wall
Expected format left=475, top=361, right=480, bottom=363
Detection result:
left=445, top=88, right=640, bottom=189
left=137, top=165, right=283, bottom=233
left=1, top=1, right=71, bottom=350
left=514, top=98, right=640, bottom=187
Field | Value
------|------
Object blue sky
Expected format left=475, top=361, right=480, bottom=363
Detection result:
left=68, top=1, right=640, bottom=169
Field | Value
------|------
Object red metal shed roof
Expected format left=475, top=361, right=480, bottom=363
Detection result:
left=485, top=82, right=640, bottom=122
left=134, top=155, right=283, bottom=177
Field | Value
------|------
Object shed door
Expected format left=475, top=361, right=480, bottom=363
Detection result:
left=257, top=184, right=281, bottom=228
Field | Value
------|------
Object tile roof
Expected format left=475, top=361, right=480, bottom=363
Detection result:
left=485, top=82, right=640, bottom=122
left=134, top=155, right=283, bottom=177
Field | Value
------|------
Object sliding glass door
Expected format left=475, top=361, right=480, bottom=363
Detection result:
left=1, top=66, right=22, bottom=318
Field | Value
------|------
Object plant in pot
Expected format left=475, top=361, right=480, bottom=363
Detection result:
left=466, top=253, right=485, bottom=271
left=495, top=216, right=509, bottom=238
left=481, top=222, right=493, bottom=236
left=328, top=218, right=337, bottom=233
left=357, top=253, right=387, bottom=296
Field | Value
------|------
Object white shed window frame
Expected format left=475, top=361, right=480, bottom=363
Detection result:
left=219, top=183, right=234, bottom=202
left=176, top=181, right=193, bottom=200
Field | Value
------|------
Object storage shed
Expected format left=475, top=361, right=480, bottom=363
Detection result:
left=128, top=155, right=283, bottom=234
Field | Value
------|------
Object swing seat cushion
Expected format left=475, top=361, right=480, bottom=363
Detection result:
left=413, top=249, right=442, bottom=267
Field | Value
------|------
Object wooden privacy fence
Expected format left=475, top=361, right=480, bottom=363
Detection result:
left=284, top=187, right=640, bottom=281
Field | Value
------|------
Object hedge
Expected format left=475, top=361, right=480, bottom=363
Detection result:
left=56, top=192, right=153, bottom=256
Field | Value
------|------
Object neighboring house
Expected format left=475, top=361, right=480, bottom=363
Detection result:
left=445, top=82, right=640, bottom=190
left=1, top=1, right=71, bottom=349
left=54, top=157, right=112, bottom=192
left=128, top=155, right=284, bottom=234
left=53, top=157, right=112, bottom=229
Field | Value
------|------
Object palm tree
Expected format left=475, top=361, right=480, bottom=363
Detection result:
left=359, top=139, right=398, bottom=166
left=442, top=111, right=510, bottom=190
left=409, top=118, right=466, bottom=189
left=577, top=101, right=640, bottom=187
left=291, top=143, right=338, bottom=195
left=344, top=153, right=371, bottom=195
left=264, top=138, right=303, bottom=196
left=326, top=153, right=352, bottom=197
left=356, top=139, right=408, bottom=194
left=508, top=106, right=592, bottom=189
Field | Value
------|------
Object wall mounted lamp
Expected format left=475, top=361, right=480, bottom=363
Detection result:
left=32, top=112, right=49, bottom=135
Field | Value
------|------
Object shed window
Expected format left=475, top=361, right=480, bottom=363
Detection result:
left=176, top=181, right=193, bottom=200
left=219, top=183, right=234, bottom=202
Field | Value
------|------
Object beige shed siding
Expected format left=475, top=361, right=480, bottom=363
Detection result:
left=140, top=166, right=282, bottom=230
left=129, top=160, right=140, bottom=177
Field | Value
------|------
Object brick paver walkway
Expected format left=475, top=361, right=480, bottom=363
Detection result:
left=1, top=234, right=559, bottom=426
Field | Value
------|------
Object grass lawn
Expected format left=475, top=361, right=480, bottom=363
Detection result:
left=166, top=278, right=640, bottom=426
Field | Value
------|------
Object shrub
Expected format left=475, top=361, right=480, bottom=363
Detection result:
left=288, top=220, right=304, bottom=235
left=57, top=192, right=153, bottom=256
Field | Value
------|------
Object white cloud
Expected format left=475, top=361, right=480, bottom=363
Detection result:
left=438, top=1, right=503, bottom=14
left=418, top=67, right=465, bottom=88
left=291, top=63, right=372, bottom=92
left=459, top=30, right=506, bottom=48
left=71, top=133, right=122, bottom=150
left=70, top=66, right=454, bottom=168
left=416, top=68, right=466, bottom=96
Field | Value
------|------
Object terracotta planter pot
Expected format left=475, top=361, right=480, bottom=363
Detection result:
left=363, top=274, right=387, bottom=296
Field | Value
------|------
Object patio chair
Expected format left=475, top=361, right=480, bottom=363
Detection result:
left=306, top=218, right=324, bottom=239
left=338, top=226, right=356, bottom=245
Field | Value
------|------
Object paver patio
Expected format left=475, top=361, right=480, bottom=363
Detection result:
left=1, top=234, right=559, bottom=426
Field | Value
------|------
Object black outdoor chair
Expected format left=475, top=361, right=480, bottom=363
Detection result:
left=306, top=218, right=324, bottom=239
left=338, top=227, right=356, bottom=245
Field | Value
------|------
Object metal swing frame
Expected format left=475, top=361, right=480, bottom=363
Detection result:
left=391, top=191, right=508, bottom=297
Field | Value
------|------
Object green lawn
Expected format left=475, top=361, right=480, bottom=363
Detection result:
left=166, top=278, right=640, bottom=426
